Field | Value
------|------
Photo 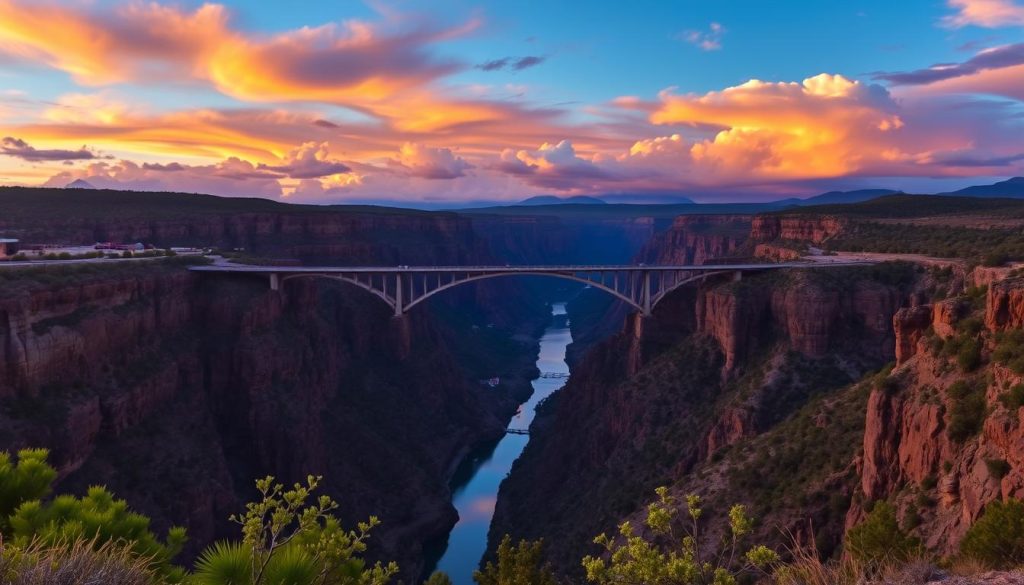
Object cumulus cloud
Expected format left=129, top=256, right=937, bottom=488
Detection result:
left=42, top=158, right=283, bottom=197
left=677, top=23, right=725, bottom=51
left=1, top=136, right=98, bottom=161
left=496, top=140, right=620, bottom=190
left=644, top=74, right=905, bottom=180
left=942, top=0, right=1024, bottom=27
left=390, top=143, right=471, bottom=179
left=256, top=142, right=350, bottom=179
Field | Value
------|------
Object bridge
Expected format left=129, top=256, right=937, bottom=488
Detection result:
left=188, top=261, right=872, bottom=317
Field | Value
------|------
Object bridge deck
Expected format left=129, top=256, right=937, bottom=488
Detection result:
left=188, top=261, right=873, bottom=274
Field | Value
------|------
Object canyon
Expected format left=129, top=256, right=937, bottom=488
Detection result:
left=4, top=188, right=1024, bottom=582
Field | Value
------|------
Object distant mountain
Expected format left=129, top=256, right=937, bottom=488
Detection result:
left=598, top=193, right=696, bottom=205
left=797, top=188, right=898, bottom=205
left=65, top=179, right=96, bottom=189
left=943, top=177, right=1024, bottom=198
left=518, top=195, right=607, bottom=206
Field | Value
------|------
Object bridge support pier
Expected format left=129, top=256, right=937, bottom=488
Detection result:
left=641, top=270, right=652, bottom=317
left=393, top=273, right=404, bottom=318
left=269, top=273, right=281, bottom=291
left=732, top=270, right=742, bottom=282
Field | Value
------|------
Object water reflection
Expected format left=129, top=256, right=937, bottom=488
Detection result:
left=426, top=303, right=571, bottom=584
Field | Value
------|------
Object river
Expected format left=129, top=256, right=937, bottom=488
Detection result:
left=427, top=302, right=572, bottom=584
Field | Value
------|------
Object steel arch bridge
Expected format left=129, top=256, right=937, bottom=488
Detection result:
left=190, top=261, right=871, bottom=317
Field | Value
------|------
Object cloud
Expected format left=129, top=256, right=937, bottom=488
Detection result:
left=644, top=74, right=904, bottom=180
left=390, top=142, right=471, bottom=179
left=256, top=142, right=350, bottom=179
left=876, top=43, right=1024, bottom=102
left=942, top=0, right=1024, bottom=27
left=876, top=43, right=1024, bottom=85
left=677, top=22, right=725, bottom=51
left=0, top=136, right=98, bottom=161
left=496, top=140, right=619, bottom=190
left=0, top=1, right=468, bottom=106
left=475, top=55, right=546, bottom=72
left=42, top=158, right=283, bottom=197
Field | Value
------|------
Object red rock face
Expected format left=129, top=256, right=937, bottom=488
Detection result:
left=894, top=306, right=933, bottom=365
left=987, top=276, right=1024, bottom=331
left=750, top=215, right=845, bottom=243
left=641, top=215, right=751, bottom=266
left=696, top=274, right=900, bottom=374
left=851, top=276, right=1024, bottom=554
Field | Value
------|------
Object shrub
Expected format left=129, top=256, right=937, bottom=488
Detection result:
left=961, top=499, right=1024, bottom=568
left=846, top=501, right=921, bottom=564
left=946, top=382, right=987, bottom=443
left=423, top=572, right=453, bottom=585
left=957, top=338, right=982, bottom=372
left=982, top=253, right=1008, bottom=267
left=1000, top=384, right=1024, bottom=413
left=8, top=486, right=186, bottom=580
left=475, top=536, right=557, bottom=585
left=0, top=449, right=57, bottom=532
left=985, top=459, right=1011, bottom=480
left=192, top=475, right=397, bottom=585
left=994, top=330, right=1024, bottom=374
left=582, top=488, right=779, bottom=585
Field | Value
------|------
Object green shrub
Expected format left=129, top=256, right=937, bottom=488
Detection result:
left=982, top=253, right=1008, bottom=267
left=582, top=488, right=779, bottom=585
left=9, top=486, right=186, bottom=580
left=957, top=338, right=982, bottom=372
left=1000, top=384, right=1024, bottom=414
left=985, top=459, right=1011, bottom=480
left=423, top=572, right=453, bottom=585
left=192, top=475, right=397, bottom=585
left=0, top=449, right=57, bottom=532
left=961, top=499, right=1024, bottom=568
left=947, top=382, right=987, bottom=443
left=846, top=501, right=921, bottom=564
left=476, top=536, right=557, bottom=585
left=994, top=330, right=1024, bottom=374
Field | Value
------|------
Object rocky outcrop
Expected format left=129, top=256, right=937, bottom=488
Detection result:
left=697, top=272, right=901, bottom=374
left=640, top=215, right=751, bottom=265
left=0, top=264, right=516, bottom=579
left=491, top=265, right=917, bottom=575
left=986, top=276, right=1024, bottom=331
left=851, top=276, right=1024, bottom=554
left=750, top=215, right=845, bottom=243
left=894, top=306, right=933, bottom=365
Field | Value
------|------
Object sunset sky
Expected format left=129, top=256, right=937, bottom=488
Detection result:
left=1, top=0, right=1022, bottom=205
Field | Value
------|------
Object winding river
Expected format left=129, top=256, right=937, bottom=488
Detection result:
left=427, top=303, right=572, bottom=584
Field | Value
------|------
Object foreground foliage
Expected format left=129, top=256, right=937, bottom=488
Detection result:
left=4, top=448, right=1024, bottom=584
left=582, top=488, right=778, bottom=585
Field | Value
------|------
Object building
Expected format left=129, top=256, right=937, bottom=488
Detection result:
left=0, top=238, right=19, bottom=258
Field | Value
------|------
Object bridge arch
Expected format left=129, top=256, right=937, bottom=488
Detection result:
left=274, top=267, right=741, bottom=317
left=401, top=271, right=644, bottom=313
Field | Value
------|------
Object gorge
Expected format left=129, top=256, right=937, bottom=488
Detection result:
left=4, top=188, right=1024, bottom=583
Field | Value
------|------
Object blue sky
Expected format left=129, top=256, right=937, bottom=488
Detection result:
left=0, top=0, right=1022, bottom=203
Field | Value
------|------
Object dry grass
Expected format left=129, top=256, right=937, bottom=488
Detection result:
left=770, top=538, right=942, bottom=585
left=0, top=537, right=158, bottom=585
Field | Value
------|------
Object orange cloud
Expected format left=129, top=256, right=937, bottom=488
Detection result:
left=647, top=74, right=906, bottom=180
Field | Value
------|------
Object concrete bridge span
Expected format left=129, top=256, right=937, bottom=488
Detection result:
left=189, top=261, right=872, bottom=317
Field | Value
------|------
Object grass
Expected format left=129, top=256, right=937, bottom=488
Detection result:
left=0, top=256, right=209, bottom=292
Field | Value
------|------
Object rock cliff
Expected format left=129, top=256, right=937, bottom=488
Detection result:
left=850, top=274, right=1024, bottom=554
left=0, top=261, right=518, bottom=579
left=490, top=263, right=920, bottom=575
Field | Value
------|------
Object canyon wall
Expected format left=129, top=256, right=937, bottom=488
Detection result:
left=490, top=263, right=921, bottom=574
left=849, top=275, right=1024, bottom=554
left=0, top=261, right=521, bottom=579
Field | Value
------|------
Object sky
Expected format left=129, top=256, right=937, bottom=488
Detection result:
left=0, top=0, right=1022, bottom=206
